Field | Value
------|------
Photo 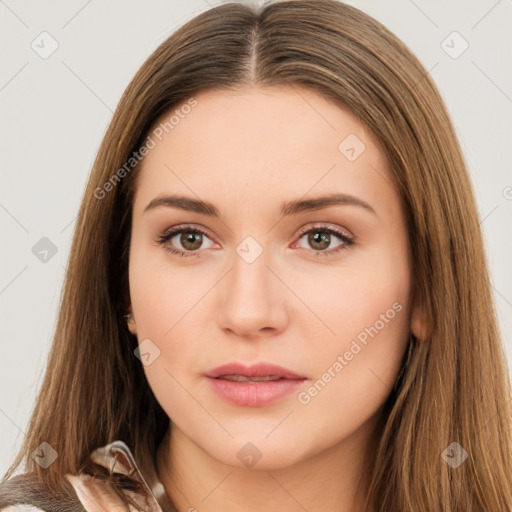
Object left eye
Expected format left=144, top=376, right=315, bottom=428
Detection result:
left=294, top=227, right=352, bottom=253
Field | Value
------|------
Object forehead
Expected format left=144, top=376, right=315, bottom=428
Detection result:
left=133, top=85, right=398, bottom=220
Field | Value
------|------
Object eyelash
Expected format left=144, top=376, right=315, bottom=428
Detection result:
left=155, top=223, right=355, bottom=258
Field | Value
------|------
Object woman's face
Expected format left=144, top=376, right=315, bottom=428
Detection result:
left=128, top=85, right=423, bottom=469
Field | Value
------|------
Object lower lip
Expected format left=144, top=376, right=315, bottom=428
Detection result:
left=206, top=377, right=306, bottom=407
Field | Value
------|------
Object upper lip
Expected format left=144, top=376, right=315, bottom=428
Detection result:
left=206, top=362, right=307, bottom=380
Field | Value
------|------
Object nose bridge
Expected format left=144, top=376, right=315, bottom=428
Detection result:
left=232, top=237, right=271, bottom=296
left=216, top=235, right=287, bottom=335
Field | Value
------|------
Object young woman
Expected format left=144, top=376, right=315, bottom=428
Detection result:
left=1, top=0, right=511, bottom=510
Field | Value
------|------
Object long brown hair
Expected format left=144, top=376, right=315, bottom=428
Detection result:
left=2, top=1, right=511, bottom=510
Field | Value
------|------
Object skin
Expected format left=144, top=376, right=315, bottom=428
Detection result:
left=127, top=85, right=426, bottom=512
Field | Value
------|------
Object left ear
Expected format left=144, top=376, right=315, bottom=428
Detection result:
left=410, top=296, right=429, bottom=341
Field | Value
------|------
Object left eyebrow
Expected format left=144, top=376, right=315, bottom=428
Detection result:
left=143, top=192, right=376, bottom=217
left=280, top=193, right=376, bottom=216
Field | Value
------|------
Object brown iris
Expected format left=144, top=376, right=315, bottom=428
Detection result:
left=308, top=231, right=331, bottom=251
left=180, top=232, right=203, bottom=251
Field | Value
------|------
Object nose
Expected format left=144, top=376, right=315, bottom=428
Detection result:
left=216, top=242, right=289, bottom=339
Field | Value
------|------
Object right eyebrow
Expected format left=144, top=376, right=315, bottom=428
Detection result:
left=144, top=195, right=220, bottom=216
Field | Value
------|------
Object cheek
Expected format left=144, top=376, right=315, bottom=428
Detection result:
left=301, top=243, right=410, bottom=355
left=128, top=239, right=215, bottom=406
left=128, top=236, right=204, bottom=338
left=294, top=301, right=409, bottom=457
left=128, top=253, right=205, bottom=425
left=294, top=241, right=411, bottom=427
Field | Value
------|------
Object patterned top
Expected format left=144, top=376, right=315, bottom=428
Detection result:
left=3, top=440, right=176, bottom=512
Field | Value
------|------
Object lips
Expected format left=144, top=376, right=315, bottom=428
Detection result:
left=206, top=362, right=306, bottom=381
left=205, top=362, right=307, bottom=407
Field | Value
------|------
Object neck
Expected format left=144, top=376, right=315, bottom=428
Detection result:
left=156, top=418, right=378, bottom=512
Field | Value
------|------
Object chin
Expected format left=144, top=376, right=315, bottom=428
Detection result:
left=202, top=434, right=311, bottom=471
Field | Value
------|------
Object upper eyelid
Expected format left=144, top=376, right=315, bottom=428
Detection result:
left=160, top=223, right=217, bottom=242
left=296, top=223, right=353, bottom=239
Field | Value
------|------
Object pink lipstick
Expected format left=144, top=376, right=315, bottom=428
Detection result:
left=205, top=362, right=307, bottom=407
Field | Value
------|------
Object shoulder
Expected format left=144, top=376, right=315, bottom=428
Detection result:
left=0, top=471, right=135, bottom=512
left=0, top=471, right=85, bottom=512
left=0, top=440, right=166, bottom=512
left=0, top=471, right=138, bottom=512
left=65, top=472, right=142, bottom=510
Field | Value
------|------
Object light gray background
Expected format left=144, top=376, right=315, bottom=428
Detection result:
left=1, top=0, right=511, bottom=476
